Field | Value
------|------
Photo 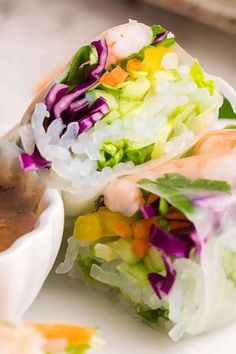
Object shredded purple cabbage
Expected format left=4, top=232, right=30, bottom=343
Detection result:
left=45, top=83, right=68, bottom=112
left=53, top=79, right=97, bottom=119
left=89, top=40, right=108, bottom=80
left=44, top=39, right=108, bottom=122
left=79, top=97, right=109, bottom=134
left=149, top=224, right=194, bottom=258
left=140, top=204, right=156, bottom=219
left=148, top=254, right=176, bottom=299
left=20, top=39, right=110, bottom=172
left=19, top=147, right=51, bottom=171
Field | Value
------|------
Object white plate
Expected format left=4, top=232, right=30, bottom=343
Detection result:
left=2, top=120, right=236, bottom=353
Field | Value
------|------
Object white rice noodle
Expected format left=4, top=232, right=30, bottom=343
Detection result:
left=168, top=192, right=236, bottom=340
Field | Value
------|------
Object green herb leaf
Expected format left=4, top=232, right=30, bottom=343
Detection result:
left=151, top=24, right=166, bottom=38
left=219, top=98, right=236, bottom=119
left=139, top=173, right=231, bottom=215
left=137, top=307, right=169, bottom=323
left=155, top=37, right=175, bottom=48
left=139, top=177, right=195, bottom=214
left=62, top=45, right=98, bottom=86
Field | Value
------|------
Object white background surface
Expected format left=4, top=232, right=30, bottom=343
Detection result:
left=1, top=0, right=236, bottom=353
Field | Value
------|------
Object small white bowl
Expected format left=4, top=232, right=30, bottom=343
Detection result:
left=0, top=187, right=64, bottom=320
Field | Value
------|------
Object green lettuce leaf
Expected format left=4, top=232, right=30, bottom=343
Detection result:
left=98, top=140, right=154, bottom=170
left=190, top=60, right=214, bottom=95
left=125, top=144, right=154, bottom=165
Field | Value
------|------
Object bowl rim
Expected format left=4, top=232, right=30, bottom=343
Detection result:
left=0, top=187, right=64, bottom=258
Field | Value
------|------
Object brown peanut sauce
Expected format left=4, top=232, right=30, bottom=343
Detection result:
left=0, top=172, right=44, bottom=251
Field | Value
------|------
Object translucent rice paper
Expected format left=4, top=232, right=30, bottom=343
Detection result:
left=103, top=130, right=236, bottom=340
left=15, top=23, right=236, bottom=216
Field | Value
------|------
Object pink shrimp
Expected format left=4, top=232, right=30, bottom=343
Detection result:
left=101, top=20, right=153, bottom=67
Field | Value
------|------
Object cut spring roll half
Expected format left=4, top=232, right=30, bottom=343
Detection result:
left=17, top=20, right=224, bottom=215
left=58, top=130, right=236, bottom=340
left=0, top=321, right=100, bottom=354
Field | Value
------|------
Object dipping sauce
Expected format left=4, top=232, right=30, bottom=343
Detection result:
left=0, top=172, right=44, bottom=252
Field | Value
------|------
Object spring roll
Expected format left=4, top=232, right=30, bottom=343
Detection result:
left=58, top=129, right=236, bottom=340
left=15, top=20, right=226, bottom=215
left=0, top=321, right=101, bottom=354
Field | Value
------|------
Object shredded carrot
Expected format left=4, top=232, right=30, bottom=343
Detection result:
left=99, top=65, right=129, bottom=86
left=99, top=71, right=117, bottom=86
left=114, top=221, right=133, bottom=238
left=132, top=218, right=157, bottom=240
left=34, top=323, right=94, bottom=344
left=111, top=65, right=129, bottom=82
left=132, top=238, right=149, bottom=258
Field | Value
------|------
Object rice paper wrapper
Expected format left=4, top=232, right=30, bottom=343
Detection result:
left=103, top=130, right=236, bottom=340
left=6, top=21, right=236, bottom=216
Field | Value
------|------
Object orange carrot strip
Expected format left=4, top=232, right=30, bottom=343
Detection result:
left=111, top=65, right=129, bottom=82
left=99, top=66, right=128, bottom=86
left=99, top=71, right=118, bottom=86
left=132, top=218, right=157, bottom=240
left=132, top=238, right=149, bottom=258
left=114, top=221, right=133, bottom=238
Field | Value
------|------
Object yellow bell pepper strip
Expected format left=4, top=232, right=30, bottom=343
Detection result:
left=126, top=46, right=172, bottom=75
left=73, top=207, right=133, bottom=241
left=126, top=58, right=143, bottom=73
left=142, top=46, right=171, bottom=72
